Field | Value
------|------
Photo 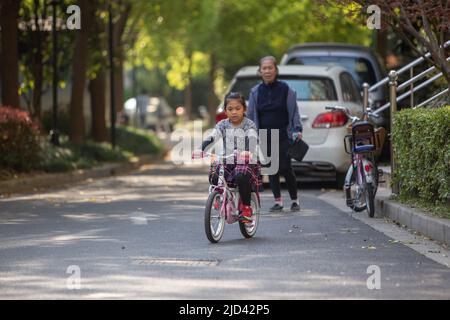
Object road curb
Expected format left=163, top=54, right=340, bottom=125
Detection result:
left=375, top=194, right=450, bottom=246
left=0, top=152, right=166, bottom=196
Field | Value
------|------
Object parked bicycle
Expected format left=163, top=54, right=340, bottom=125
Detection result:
left=193, top=152, right=261, bottom=243
left=325, top=106, right=385, bottom=217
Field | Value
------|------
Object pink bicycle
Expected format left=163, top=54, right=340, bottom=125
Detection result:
left=196, top=152, right=261, bottom=243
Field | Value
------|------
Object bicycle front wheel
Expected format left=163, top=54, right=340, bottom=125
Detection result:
left=239, top=192, right=260, bottom=239
left=204, top=191, right=225, bottom=243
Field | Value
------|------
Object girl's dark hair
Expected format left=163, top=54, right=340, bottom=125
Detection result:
left=224, top=92, right=247, bottom=110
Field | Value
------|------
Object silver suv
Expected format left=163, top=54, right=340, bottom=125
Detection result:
left=280, top=42, right=388, bottom=126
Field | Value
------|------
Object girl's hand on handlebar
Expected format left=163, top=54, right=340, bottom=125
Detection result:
left=237, top=151, right=252, bottom=163
left=191, top=150, right=205, bottom=160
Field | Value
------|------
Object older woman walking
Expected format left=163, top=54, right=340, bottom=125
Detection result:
left=247, top=56, right=303, bottom=212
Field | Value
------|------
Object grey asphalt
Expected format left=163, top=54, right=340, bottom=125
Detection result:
left=0, top=162, right=449, bottom=299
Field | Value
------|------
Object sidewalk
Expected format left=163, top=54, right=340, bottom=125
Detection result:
left=0, top=153, right=166, bottom=196
left=375, top=166, right=450, bottom=246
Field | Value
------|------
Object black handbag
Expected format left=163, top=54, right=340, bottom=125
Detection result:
left=288, top=138, right=309, bottom=161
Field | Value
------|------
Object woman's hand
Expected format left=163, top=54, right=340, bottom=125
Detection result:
left=292, top=132, right=303, bottom=141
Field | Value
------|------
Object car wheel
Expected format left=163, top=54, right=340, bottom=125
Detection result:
left=335, top=172, right=346, bottom=190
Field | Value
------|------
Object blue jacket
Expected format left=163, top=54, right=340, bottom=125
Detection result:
left=247, top=81, right=302, bottom=141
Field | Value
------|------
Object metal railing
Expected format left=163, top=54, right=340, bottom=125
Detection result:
left=363, top=39, right=450, bottom=114
left=362, top=39, right=450, bottom=195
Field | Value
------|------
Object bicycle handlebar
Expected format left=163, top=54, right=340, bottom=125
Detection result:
left=203, top=152, right=236, bottom=160
left=192, top=151, right=241, bottom=161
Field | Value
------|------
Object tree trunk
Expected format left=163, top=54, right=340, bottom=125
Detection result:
left=32, top=61, right=43, bottom=120
left=184, top=52, right=193, bottom=120
left=89, top=72, right=108, bottom=142
left=207, top=53, right=219, bottom=127
left=375, top=29, right=388, bottom=64
left=88, top=0, right=108, bottom=142
left=69, top=0, right=92, bottom=144
left=112, top=3, right=131, bottom=114
left=31, top=0, right=46, bottom=120
left=114, top=59, right=124, bottom=113
left=0, top=0, right=21, bottom=108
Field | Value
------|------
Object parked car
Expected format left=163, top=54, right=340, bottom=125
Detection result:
left=123, top=95, right=175, bottom=133
left=216, top=65, right=365, bottom=187
left=280, top=42, right=388, bottom=126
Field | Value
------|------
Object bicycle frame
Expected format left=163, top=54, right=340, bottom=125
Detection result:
left=208, top=155, right=243, bottom=225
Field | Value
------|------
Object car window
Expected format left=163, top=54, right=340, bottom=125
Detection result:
left=229, top=78, right=260, bottom=100
left=286, top=56, right=377, bottom=87
left=230, top=76, right=337, bottom=101
left=340, top=72, right=361, bottom=103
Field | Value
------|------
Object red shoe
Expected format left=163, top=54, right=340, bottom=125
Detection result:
left=240, top=205, right=253, bottom=223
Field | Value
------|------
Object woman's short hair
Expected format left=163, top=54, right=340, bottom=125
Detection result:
left=258, top=55, right=279, bottom=75
left=224, top=91, right=247, bottom=110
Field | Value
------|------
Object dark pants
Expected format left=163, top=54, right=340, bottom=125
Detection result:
left=265, top=138, right=298, bottom=200
left=234, top=173, right=252, bottom=206
left=209, top=165, right=256, bottom=206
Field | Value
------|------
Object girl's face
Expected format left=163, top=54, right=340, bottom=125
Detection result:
left=225, top=99, right=245, bottom=125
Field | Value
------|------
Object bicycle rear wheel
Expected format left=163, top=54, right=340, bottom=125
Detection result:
left=204, top=191, right=225, bottom=243
left=365, top=183, right=375, bottom=218
left=345, top=165, right=367, bottom=212
left=239, top=193, right=260, bottom=238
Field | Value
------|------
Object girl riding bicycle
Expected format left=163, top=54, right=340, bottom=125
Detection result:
left=193, top=92, right=261, bottom=223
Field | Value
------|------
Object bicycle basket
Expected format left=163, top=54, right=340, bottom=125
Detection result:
left=373, top=126, right=386, bottom=157
left=351, top=121, right=376, bottom=154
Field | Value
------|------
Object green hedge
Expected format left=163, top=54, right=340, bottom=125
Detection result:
left=393, top=106, right=450, bottom=205
left=115, top=125, right=165, bottom=155
left=38, top=137, right=132, bottom=173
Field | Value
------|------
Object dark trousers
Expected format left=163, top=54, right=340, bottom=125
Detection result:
left=235, top=173, right=252, bottom=206
left=266, top=138, right=298, bottom=200
left=210, top=169, right=253, bottom=206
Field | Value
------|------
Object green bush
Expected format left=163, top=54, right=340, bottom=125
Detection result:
left=115, top=125, right=164, bottom=155
left=76, top=140, right=130, bottom=163
left=392, top=106, right=450, bottom=206
left=38, top=136, right=132, bottom=173
left=41, top=109, right=71, bottom=135
left=0, top=106, right=41, bottom=171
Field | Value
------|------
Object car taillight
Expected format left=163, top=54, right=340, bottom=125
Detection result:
left=215, top=111, right=227, bottom=123
left=312, top=110, right=348, bottom=128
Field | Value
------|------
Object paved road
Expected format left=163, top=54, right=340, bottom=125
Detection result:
left=0, top=162, right=449, bottom=299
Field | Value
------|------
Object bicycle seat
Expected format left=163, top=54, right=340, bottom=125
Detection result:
left=353, top=144, right=375, bottom=153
